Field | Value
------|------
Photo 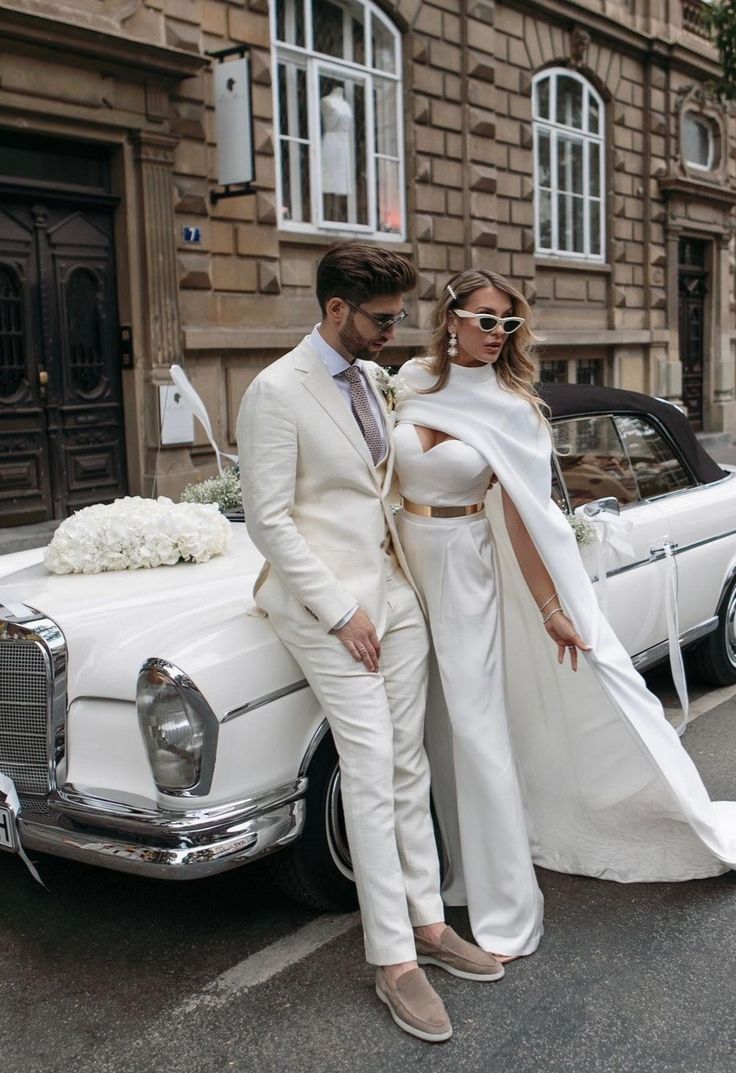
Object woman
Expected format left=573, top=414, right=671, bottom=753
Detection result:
left=394, top=269, right=736, bottom=962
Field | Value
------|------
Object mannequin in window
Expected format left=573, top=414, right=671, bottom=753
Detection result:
left=321, top=84, right=353, bottom=222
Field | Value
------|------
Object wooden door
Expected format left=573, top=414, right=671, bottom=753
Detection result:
left=677, top=238, right=708, bottom=431
left=0, top=199, right=126, bottom=525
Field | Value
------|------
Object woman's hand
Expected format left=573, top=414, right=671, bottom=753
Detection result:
left=544, top=611, right=591, bottom=671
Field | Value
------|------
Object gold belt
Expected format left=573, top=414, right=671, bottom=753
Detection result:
left=401, top=497, right=485, bottom=519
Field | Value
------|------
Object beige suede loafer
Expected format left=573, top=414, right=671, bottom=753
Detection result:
left=375, top=967, right=453, bottom=1043
left=415, top=926, right=505, bottom=981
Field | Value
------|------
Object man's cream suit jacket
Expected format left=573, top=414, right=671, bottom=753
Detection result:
left=237, top=335, right=418, bottom=637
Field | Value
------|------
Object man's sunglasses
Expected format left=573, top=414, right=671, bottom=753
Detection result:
left=453, top=310, right=525, bottom=335
left=343, top=298, right=409, bottom=333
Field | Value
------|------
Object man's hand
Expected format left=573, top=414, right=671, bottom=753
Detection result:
left=335, top=608, right=381, bottom=672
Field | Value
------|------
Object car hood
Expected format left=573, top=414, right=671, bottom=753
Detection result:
left=0, top=525, right=283, bottom=707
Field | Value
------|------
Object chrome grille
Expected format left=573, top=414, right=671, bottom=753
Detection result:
left=0, top=638, right=49, bottom=795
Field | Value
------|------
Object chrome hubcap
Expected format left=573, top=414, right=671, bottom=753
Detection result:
left=725, top=587, right=736, bottom=668
left=325, top=764, right=354, bottom=881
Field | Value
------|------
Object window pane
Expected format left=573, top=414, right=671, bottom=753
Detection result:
left=588, top=94, right=600, bottom=135
left=557, top=137, right=583, bottom=193
left=615, top=415, right=693, bottom=498
left=538, top=188, right=552, bottom=248
left=540, top=360, right=568, bottom=383
left=537, top=129, right=551, bottom=187
left=372, top=14, right=396, bottom=73
left=374, top=79, right=401, bottom=233
left=589, top=142, right=600, bottom=197
left=278, top=62, right=311, bottom=223
left=553, top=416, right=639, bottom=509
left=572, top=196, right=584, bottom=251
left=275, top=0, right=305, bottom=46
left=590, top=200, right=601, bottom=256
left=279, top=139, right=311, bottom=223
left=683, top=113, right=713, bottom=168
left=558, top=193, right=584, bottom=252
left=376, top=159, right=401, bottom=233
left=313, top=0, right=365, bottom=64
left=278, top=62, right=308, bottom=141
left=320, top=75, right=368, bottom=226
left=374, top=78, right=398, bottom=157
left=575, top=358, right=603, bottom=386
left=534, top=77, right=550, bottom=119
left=556, top=75, right=584, bottom=129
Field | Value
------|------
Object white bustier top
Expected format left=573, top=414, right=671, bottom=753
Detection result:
left=394, top=422, right=493, bottom=506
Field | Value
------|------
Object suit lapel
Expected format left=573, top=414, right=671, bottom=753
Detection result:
left=294, top=340, right=378, bottom=476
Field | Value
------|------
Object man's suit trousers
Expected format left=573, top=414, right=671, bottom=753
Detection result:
left=270, top=566, right=444, bottom=965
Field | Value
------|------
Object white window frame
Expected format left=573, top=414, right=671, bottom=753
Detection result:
left=270, top=0, right=406, bottom=240
left=533, top=68, right=605, bottom=262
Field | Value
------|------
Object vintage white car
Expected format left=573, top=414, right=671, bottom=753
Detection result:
left=1, top=382, right=735, bottom=908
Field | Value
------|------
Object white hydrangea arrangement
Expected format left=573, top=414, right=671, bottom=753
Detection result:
left=180, top=467, right=243, bottom=513
left=44, top=497, right=231, bottom=575
left=566, top=510, right=599, bottom=547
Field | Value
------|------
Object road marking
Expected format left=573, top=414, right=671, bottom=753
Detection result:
left=177, top=912, right=360, bottom=1015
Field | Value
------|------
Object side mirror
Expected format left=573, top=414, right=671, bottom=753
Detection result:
left=583, top=496, right=620, bottom=517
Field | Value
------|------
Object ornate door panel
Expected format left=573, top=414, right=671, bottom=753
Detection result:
left=0, top=205, right=52, bottom=526
left=0, top=200, right=126, bottom=525
left=678, top=239, right=708, bottom=431
left=46, top=207, right=126, bottom=517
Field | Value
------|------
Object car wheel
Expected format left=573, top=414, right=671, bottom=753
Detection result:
left=689, top=576, right=736, bottom=686
left=268, top=735, right=357, bottom=912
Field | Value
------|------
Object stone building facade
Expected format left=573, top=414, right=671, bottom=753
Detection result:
left=1, top=0, right=734, bottom=524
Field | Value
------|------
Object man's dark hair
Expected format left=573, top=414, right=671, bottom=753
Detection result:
left=316, top=242, right=417, bottom=313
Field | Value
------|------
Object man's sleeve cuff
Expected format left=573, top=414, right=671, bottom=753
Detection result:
left=330, top=605, right=359, bottom=632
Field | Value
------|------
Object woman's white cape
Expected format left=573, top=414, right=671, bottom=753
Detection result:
left=397, top=359, right=736, bottom=880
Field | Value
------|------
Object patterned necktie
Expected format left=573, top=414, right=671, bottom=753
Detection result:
left=340, top=365, right=384, bottom=465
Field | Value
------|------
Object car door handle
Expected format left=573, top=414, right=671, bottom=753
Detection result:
left=649, top=540, right=678, bottom=560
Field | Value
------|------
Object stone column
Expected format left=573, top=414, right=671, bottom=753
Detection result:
left=132, top=130, right=191, bottom=495
left=133, top=131, right=183, bottom=369
left=709, top=226, right=736, bottom=432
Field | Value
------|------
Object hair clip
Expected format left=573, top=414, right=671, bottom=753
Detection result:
left=447, top=284, right=458, bottom=301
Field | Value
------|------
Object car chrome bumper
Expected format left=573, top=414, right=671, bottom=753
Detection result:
left=17, top=778, right=307, bottom=880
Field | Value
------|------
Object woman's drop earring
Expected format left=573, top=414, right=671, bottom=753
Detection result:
left=448, top=331, right=458, bottom=359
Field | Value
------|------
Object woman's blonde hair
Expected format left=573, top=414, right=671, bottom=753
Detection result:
left=423, top=269, right=547, bottom=423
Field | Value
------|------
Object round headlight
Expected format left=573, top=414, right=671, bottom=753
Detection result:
left=137, top=661, right=218, bottom=795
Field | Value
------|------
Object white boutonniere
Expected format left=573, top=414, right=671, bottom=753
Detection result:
left=372, top=366, right=398, bottom=412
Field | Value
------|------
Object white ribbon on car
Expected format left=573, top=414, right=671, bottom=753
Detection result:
left=0, top=772, right=46, bottom=886
left=575, top=507, right=688, bottom=737
left=169, top=364, right=238, bottom=477
left=662, top=542, right=689, bottom=737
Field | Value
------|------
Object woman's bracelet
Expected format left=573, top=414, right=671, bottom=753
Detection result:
left=538, top=592, right=558, bottom=613
left=542, top=607, right=566, bottom=625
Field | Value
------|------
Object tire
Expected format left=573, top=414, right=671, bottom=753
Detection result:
left=688, top=576, right=736, bottom=686
left=268, top=735, right=358, bottom=912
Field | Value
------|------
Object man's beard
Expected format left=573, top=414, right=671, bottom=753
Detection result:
left=338, top=314, right=380, bottom=363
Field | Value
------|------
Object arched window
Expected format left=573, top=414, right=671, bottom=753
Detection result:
left=533, top=69, right=605, bottom=261
left=272, top=0, right=404, bottom=238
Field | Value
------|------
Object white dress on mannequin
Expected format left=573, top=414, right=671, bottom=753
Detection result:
left=394, top=357, right=736, bottom=953
left=321, top=87, right=353, bottom=196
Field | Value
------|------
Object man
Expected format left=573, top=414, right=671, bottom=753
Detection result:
left=238, top=242, right=503, bottom=1042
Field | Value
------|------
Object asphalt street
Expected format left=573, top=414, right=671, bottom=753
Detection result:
left=1, top=685, right=735, bottom=1073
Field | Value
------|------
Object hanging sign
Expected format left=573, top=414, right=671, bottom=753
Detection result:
left=211, top=49, right=256, bottom=200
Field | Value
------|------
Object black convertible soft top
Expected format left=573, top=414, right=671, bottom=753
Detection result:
left=537, top=381, right=726, bottom=486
